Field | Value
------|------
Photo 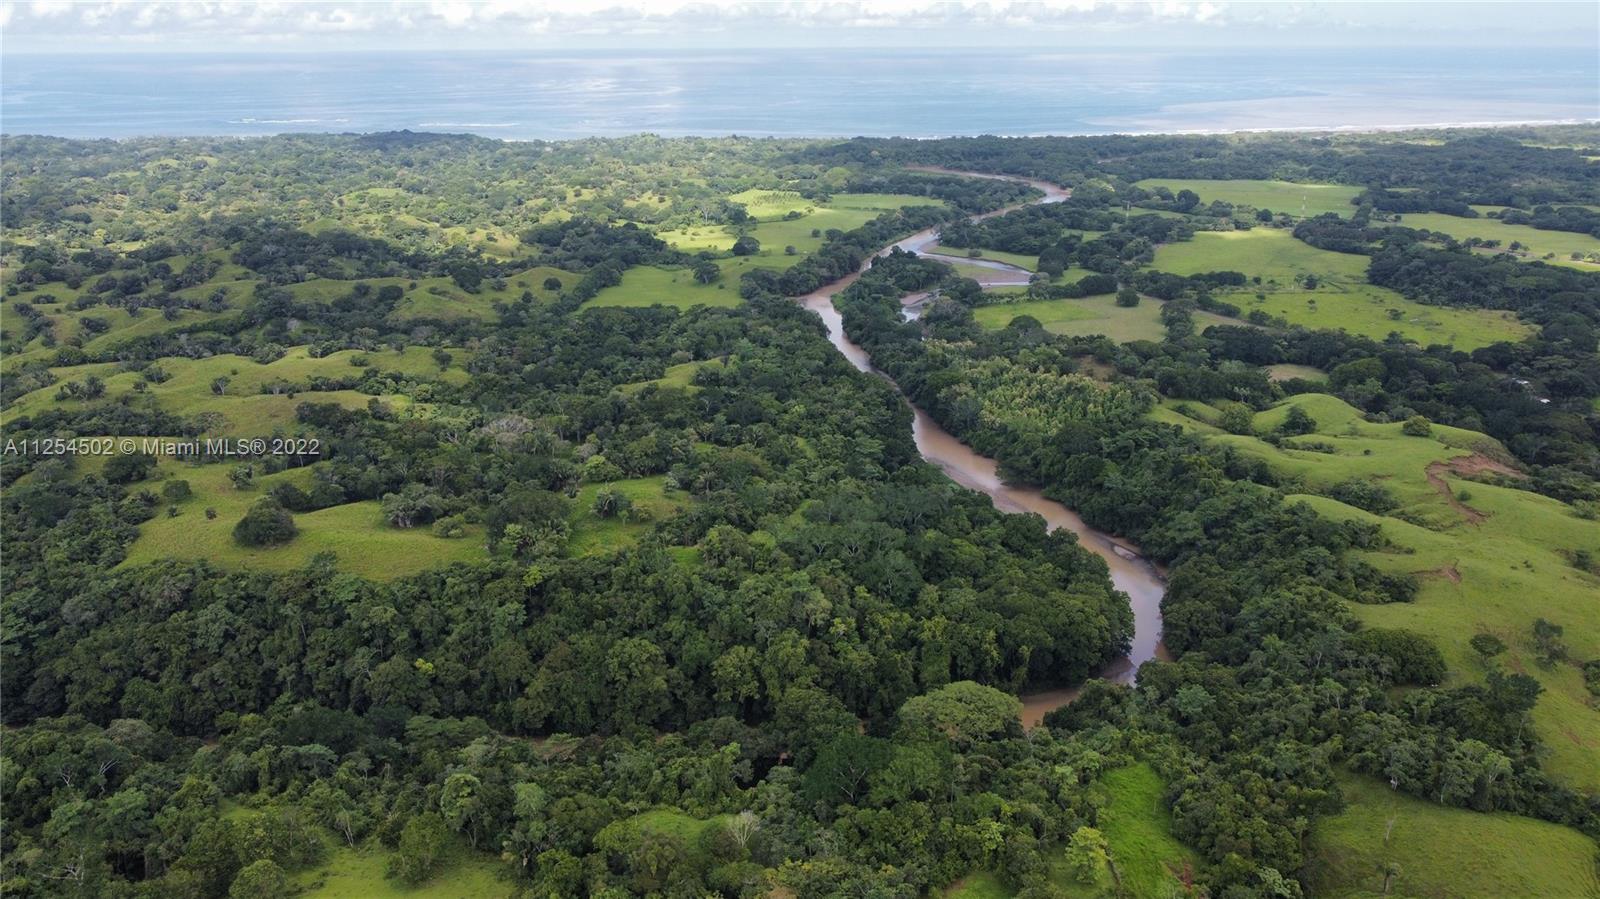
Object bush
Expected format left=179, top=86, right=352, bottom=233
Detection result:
left=1401, top=414, right=1433, bottom=437
left=162, top=480, right=192, bottom=503
left=1115, top=287, right=1140, bottom=307
left=1327, top=478, right=1399, bottom=514
left=233, top=498, right=297, bottom=547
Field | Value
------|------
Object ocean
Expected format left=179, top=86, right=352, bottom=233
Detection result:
left=2, top=47, right=1595, bottom=139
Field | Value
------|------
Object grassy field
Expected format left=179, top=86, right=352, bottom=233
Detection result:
left=1394, top=211, right=1600, bottom=270
left=974, top=293, right=1238, bottom=343
left=119, top=462, right=487, bottom=579
left=946, top=763, right=1197, bottom=899
left=1150, top=229, right=1530, bottom=349
left=582, top=263, right=749, bottom=309
left=657, top=191, right=942, bottom=256
left=620, top=358, right=724, bottom=394
left=287, top=265, right=574, bottom=320
left=1157, top=394, right=1600, bottom=790
left=1265, top=363, right=1328, bottom=382
left=293, top=842, right=513, bottom=899
left=4, top=346, right=467, bottom=432
left=568, top=475, right=686, bottom=555
left=1134, top=178, right=1362, bottom=218
left=926, top=244, right=1039, bottom=270
left=1308, top=774, right=1600, bottom=898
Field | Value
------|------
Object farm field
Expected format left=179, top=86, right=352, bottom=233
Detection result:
left=1151, top=229, right=1531, bottom=348
left=1308, top=774, right=1600, bottom=898
left=974, top=293, right=1238, bottom=343
left=1134, top=178, right=1363, bottom=218
left=1157, top=393, right=1600, bottom=790
left=1395, top=210, right=1600, bottom=268
left=119, top=462, right=487, bottom=579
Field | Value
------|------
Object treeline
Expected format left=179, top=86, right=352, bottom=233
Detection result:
left=807, top=129, right=1600, bottom=209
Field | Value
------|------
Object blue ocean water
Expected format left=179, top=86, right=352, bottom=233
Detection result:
left=2, top=47, right=1595, bottom=139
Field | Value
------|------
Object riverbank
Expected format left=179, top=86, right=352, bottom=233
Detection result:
left=795, top=169, right=1168, bottom=710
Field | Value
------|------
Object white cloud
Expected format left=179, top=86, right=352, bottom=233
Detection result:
left=0, top=0, right=1592, bottom=51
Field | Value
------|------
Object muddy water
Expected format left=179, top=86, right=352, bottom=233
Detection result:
left=798, top=169, right=1167, bottom=721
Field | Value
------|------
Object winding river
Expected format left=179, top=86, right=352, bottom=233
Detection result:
left=797, top=170, right=1168, bottom=725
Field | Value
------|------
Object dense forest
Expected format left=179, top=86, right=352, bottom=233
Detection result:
left=2, top=127, right=1598, bottom=898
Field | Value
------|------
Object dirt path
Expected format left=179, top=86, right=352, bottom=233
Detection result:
left=1425, top=453, right=1522, bottom=525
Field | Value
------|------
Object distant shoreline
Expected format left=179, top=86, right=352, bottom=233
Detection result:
left=4, top=118, right=1597, bottom=143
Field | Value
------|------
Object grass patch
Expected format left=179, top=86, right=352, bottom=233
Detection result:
left=568, top=475, right=686, bottom=556
left=1151, top=229, right=1530, bottom=349
left=926, top=245, right=1039, bottom=271
left=619, top=358, right=724, bottom=394
left=293, top=841, right=513, bottom=899
left=5, top=346, right=466, bottom=432
left=974, top=293, right=1237, bottom=344
left=1135, top=178, right=1362, bottom=218
left=1308, top=773, right=1600, bottom=898
left=1265, top=363, right=1328, bottom=382
left=583, top=264, right=748, bottom=310
left=1395, top=211, right=1600, bottom=270
left=119, top=462, right=486, bottom=579
left=945, top=763, right=1198, bottom=899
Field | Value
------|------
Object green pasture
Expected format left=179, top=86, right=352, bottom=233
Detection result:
left=582, top=263, right=748, bottom=310
left=4, top=345, right=467, bottom=432
left=1151, top=229, right=1531, bottom=349
left=974, top=293, right=1238, bottom=343
left=568, top=475, right=686, bottom=556
left=293, top=841, right=513, bottom=899
left=119, top=462, right=487, bottom=579
left=926, top=244, right=1039, bottom=271
left=1308, top=774, right=1600, bottom=898
left=1134, top=178, right=1362, bottom=218
left=1395, top=211, right=1600, bottom=269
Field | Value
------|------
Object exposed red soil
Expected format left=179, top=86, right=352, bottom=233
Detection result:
left=1424, top=453, right=1522, bottom=525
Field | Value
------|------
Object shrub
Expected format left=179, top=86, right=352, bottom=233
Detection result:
left=1401, top=414, right=1433, bottom=437
left=233, top=498, right=297, bottom=547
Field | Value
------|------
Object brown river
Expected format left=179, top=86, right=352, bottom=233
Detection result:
left=797, top=169, right=1168, bottom=726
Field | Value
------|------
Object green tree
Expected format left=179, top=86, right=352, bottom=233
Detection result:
left=389, top=813, right=450, bottom=885
left=1065, top=825, right=1109, bottom=883
left=233, top=498, right=297, bottom=547
left=229, top=859, right=288, bottom=899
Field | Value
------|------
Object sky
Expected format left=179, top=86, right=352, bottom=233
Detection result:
left=2, top=0, right=1597, bottom=53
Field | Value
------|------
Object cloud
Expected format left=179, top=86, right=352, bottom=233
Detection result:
left=0, top=0, right=1592, bottom=51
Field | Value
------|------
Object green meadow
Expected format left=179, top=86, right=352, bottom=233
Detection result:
left=1308, top=774, right=1600, bottom=898
left=926, top=244, right=1039, bottom=270
left=1158, top=394, right=1600, bottom=790
left=1134, top=178, right=1363, bottom=218
left=120, top=462, right=487, bottom=579
left=4, top=345, right=467, bottom=432
left=1151, top=229, right=1530, bottom=349
left=293, top=842, right=512, bottom=899
left=583, top=263, right=749, bottom=309
left=568, top=475, right=686, bottom=556
left=974, top=292, right=1237, bottom=343
left=1395, top=210, right=1600, bottom=269
left=656, top=191, right=942, bottom=255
